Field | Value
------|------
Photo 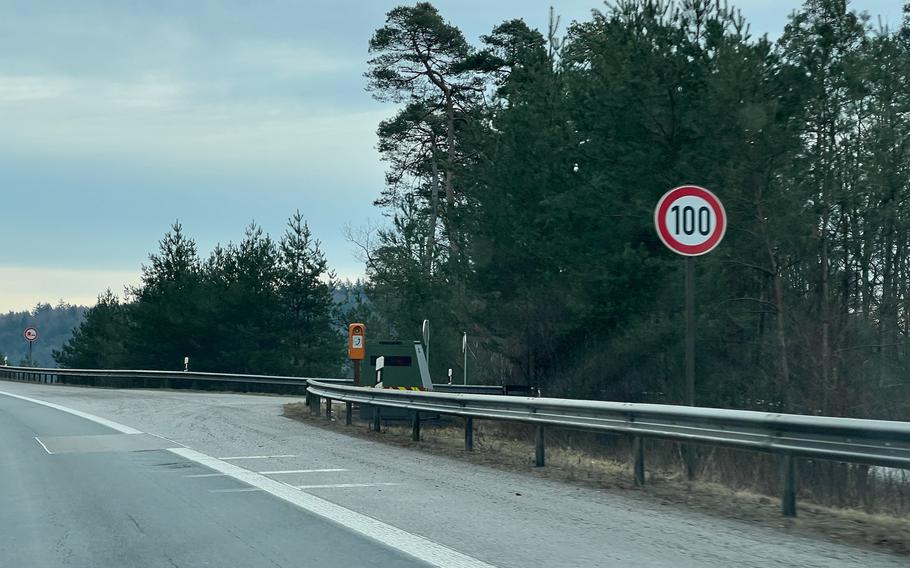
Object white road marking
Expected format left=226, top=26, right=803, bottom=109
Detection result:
left=209, top=487, right=263, bottom=493
left=170, top=448, right=493, bottom=568
left=0, top=390, right=141, bottom=434
left=294, top=483, right=401, bottom=489
left=33, top=437, right=53, bottom=455
left=184, top=473, right=228, bottom=478
left=259, top=468, right=348, bottom=475
left=0, top=390, right=499, bottom=568
left=218, top=454, right=296, bottom=460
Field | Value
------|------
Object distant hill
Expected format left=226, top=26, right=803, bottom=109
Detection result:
left=0, top=303, right=87, bottom=367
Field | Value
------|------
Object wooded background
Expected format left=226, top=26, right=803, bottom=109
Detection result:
left=358, top=0, right=910, bottom=421
left=53, top=0, right=910, bottom=423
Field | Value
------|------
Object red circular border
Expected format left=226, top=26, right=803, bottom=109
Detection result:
left=654, top=185, right=726, bottom=256
left=23, top=327, right=38, bottom=341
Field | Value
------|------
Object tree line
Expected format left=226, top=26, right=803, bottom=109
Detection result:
left=358, top=0, right=910, bottom=420
left=55, top=213, right=344, bottom=377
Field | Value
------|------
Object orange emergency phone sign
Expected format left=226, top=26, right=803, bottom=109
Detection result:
left=348, top=323, right=365, bottom=360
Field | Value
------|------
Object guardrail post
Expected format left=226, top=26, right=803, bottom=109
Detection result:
left=412, top=411, right=421, bottom=441
left=464, top=417, right=473, bottom=451
left=684, top=445, right=696, bottom=480
left=311, top=395, right=320, bottom=415
left=325, top=399, right=332, bottom=419
left=535, top=425, right=545, bottom=467
left=373, top=406, right=381, bottom=432
left=632, top=436, right=645, bottom=486
left=781, top=454, right=797, bottom=517
left=345, top=402, right=353, bottom=426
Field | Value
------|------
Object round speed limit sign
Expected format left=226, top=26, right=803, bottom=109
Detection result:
left=654, top=185, right=726, bottom=256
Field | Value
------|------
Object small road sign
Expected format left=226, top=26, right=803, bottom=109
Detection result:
left=348, top=324, right=365, bottom=360
left=23, top=327, right=38, bottom=342
left=654, top=185, right=726, bottom=256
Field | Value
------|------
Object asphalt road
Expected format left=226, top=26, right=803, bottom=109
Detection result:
left=0, top=381, right=904, bottom=568
left=0, top=390, right=431, bottom=568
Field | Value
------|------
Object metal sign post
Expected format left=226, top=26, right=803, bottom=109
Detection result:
left=685, top=257, right=695, bottom=407
left=462, top=332, right=468, bottom=385
left=655, top=185, right=726, bottom=479
left=654, top=185, right=726, bottom=405
left=422, top=319, right=430, bottom=370
left=23, top=327, right=38, bottom=365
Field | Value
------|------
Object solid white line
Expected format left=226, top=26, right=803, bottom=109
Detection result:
left=209, top=487, right=263, bottom=493
left=294, top=483, right=401, bottom=489
left=33, top=437, right=53, bottom=455
left=259, top=468, right=348, bottom=475
left=218, top=454, right=296, bottom=460
left=1, top=390, right=498, bottom=568
left=0, top=390, right=141, bottom=434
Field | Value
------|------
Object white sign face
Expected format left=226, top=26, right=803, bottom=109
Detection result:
left=655, top=186, right=726, bottom=256
left=23, top=327, right=38, bottom=341
left=352, top=335, right=363, bottom=349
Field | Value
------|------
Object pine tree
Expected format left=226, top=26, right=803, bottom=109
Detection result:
left=278, top=211, right=342, bottom=376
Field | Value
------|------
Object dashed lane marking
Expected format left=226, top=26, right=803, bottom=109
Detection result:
left=184, top=473, right=228, bottom=478
left=218, top=454, right=296, bottom=460
left=34, top=437, right=52, bottom=455
left=294, top=483, right=401, bottom=490
left=259, top=468, right=348, bottom=475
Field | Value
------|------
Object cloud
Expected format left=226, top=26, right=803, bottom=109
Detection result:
left=225, top=39, right=361, bottom=79
left=0, top=75, right=73, bottom=103
left=0, top=266, right=139, bottom=312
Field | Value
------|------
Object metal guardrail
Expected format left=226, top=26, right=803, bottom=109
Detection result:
left=0, top=365, right=505, bottom=395
left=304, top=380, right=910, bottom=517
left=5, top=364, right=906, bottom=517
left=0, top=365, right=342, bottom=393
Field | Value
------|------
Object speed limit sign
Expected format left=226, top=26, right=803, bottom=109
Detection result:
left=654, top=185, right=726, bottom=256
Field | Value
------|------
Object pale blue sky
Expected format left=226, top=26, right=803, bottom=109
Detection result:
left=0, top=0, right=903, bottom=311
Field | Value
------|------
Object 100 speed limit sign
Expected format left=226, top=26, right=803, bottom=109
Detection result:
left=655, top=185, right=726, bottom=256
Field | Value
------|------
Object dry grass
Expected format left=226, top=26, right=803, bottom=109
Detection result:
left=283, top=402, right=910, bottom=556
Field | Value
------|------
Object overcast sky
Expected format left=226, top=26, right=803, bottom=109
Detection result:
left=0, top=0, right=903, bottom=312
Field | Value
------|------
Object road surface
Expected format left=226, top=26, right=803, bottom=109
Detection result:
left=0, top=381, right=903, bottom=568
